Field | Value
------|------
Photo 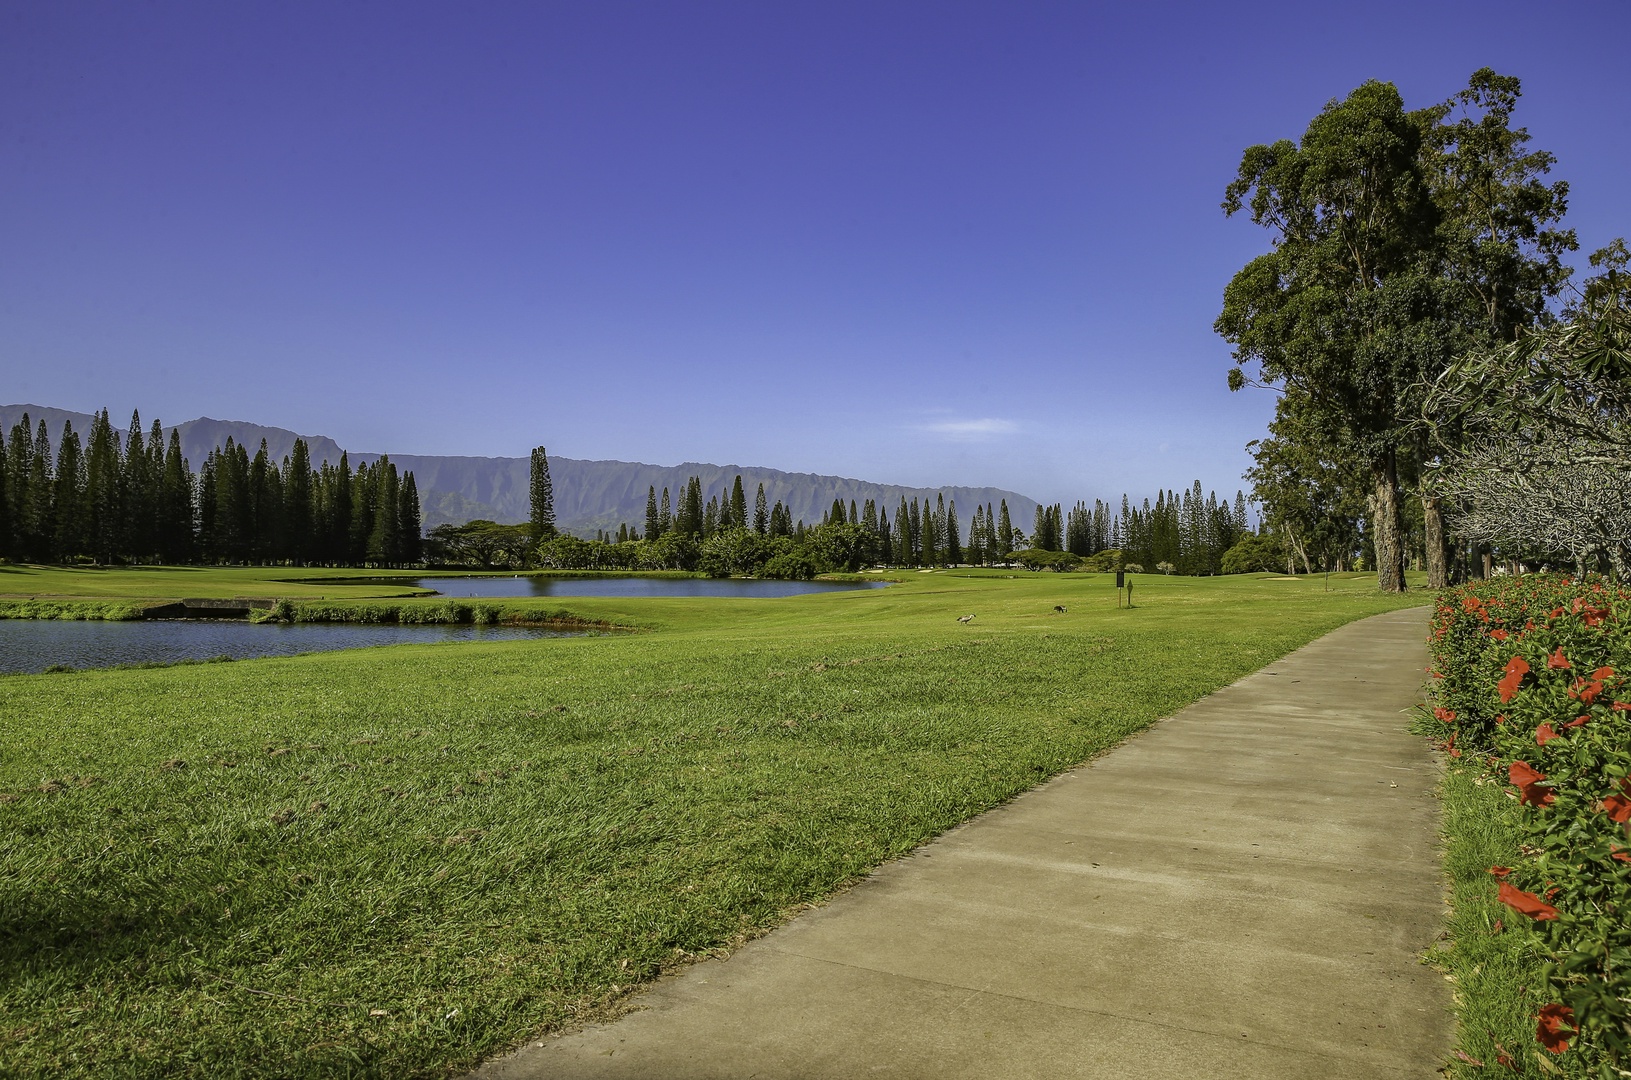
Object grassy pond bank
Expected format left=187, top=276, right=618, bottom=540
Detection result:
left=1, top=567, right=1426, bottom=1078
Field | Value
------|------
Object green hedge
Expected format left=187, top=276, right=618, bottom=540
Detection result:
left=1427, top=576, right=1631, bottom=1076
left=0, top=600, right=148, bottom=621
left=252, top=599, right=616, bottom=630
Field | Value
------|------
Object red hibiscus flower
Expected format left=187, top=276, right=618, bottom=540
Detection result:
left=1569, top=673, right=1606, bottom=703
left=1574, top=598, right=1610, bottom=626
left=1537, top=1003, right=1575, bottom=1054
left=1491, top=628, right=1508, bottom=641
left=1509, top=761, right=1555, bottom=807
left=1487, top=866, right=1512, bottom=877
left=1498, top=881, right=1560, bottom=920
left=1434, top=707, right=1456, bottom=723
left=1498, top=656, right=1531, bottom=703
left=1536, top=724, right=1560, bottom=746
left=1547, top=648, right=1570, bottom=670
left=1604, top=790, right=1631, bottom=824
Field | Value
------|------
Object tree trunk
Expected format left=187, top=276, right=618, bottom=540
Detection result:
left=1372, top=454, right=1406, bottom=592
left=1423, top=494, right=1448, bottom=589
left=1283, top=525, right=1312, bottom=576
left=1608, top=544, right=1630, bottom=583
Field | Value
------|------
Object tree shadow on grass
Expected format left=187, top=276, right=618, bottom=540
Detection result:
left=0, top=890, right=228, bottom=984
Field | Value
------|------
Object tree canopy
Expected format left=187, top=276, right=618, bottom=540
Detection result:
left=1220, top=69, right=1579, bottom=589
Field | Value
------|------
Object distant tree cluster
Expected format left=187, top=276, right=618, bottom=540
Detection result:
left=532, top=475, right=1007, bottom=577
left=424, top=520, right=533, bottom=569
left=0, top=409, right=422, bottom=567
left=197, top=439, right=421, bottom=566
left=1016, top=485, right=1251, bottom=575
left=2, top=420, right=1260, bottom=579
left=0, top=410, right=192, bottom=564
left=515, top=468, right=1257, bottom=578
left=1114, top=484, right=1250, bottom=576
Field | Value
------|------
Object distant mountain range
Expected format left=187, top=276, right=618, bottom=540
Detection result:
left=0, top=405, right=1041, bottom=535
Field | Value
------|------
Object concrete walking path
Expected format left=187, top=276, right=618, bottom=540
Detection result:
left=474, top=607, right=1452, bottom=1079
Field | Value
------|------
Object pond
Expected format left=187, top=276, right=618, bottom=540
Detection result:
left=0, top=620, right=578, bottom=676
left=411, top=576, right=887, bottom=599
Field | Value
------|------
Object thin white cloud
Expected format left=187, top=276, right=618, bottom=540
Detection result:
left=917, top=417, right=1020, bottom=441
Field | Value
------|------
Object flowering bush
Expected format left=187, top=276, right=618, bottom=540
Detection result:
left=1427, top=576, right=1631, bottom=1075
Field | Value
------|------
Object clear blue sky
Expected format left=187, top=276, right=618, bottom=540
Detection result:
left=3, top=1, right=1626, bottom=506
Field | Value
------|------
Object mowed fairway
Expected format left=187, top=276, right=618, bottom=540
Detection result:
left=0, top=563, right=445, bottom=602
left=1, top=571, right=1422, bottom=1079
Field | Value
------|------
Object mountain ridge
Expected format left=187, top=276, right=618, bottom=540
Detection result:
left=0, top=404, right=1041, bottom=534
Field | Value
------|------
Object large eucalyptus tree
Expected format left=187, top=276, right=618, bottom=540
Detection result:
left=1220, top=71, right=1576, bottom=590
left=1418, top=69, right=1575, bottom=584
left=1217, top=80, right=1443, bottom=591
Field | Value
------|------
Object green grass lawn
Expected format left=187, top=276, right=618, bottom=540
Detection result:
left=1, top=569, right=1425, bottom=1078
left=1431, top=761, right=1553, bottom=1078
left=0, top=563, right=495, bottom=602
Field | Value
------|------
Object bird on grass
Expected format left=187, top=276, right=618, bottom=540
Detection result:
left=956, top=614, right=975, bottom=624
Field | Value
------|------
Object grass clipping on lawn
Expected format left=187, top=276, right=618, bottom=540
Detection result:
left=0, top=570, right=1420, bottom=1079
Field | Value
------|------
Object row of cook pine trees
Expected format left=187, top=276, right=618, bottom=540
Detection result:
left=1, top=405, right=1248, bottom=574
left=633, top=476, right=1000, bottom=567
left=616, top=475, right=1251, bottom=573
left=0, top=410, right=423, bottom=566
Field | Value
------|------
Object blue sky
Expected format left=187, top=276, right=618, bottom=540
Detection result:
left=2, top=1, right=1626, bottom=505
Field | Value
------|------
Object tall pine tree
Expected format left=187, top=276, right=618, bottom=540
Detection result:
left=24, top=419, right=54, bottom=562
left=52, top=421, right=86, bottom=559
left=645, top=485, right=662, bottom=540
left=160, top=429, right=194, bottom=563
left=895, top=497, right=912, bottom=566
left=529, top=447, right=556, bottom=541
left=399, top=472, right=423, bottom=563
left=285, top=439, right=314, bottom=564
left=0, top=426, right=9, bottom=559
left=729, top=475, right=747, bottom=530
left=84, top=411, right=122, bottom=564
left=367, top=457, right=401, bottom=565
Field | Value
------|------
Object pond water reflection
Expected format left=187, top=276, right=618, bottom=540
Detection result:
left=0, top=620, right=576, bottom=676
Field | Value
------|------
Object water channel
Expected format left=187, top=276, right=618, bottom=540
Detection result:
left=0, top=577, right=885, bottom=676
left=0, top=620, right=577, bottom=676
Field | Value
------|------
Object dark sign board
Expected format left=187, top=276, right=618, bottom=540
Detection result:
left=1115, top=570, right=1125, bottom=589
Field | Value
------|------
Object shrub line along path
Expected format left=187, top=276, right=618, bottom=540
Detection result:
left=472, top=607, right=1453, bottom=1079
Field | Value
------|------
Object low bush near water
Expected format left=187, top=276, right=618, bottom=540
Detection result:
left=0, top=599, right=148, bottom=621
left=1427, top=576, right=1631, bottom=1076
left=258, top=599, right=600, bottom=628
